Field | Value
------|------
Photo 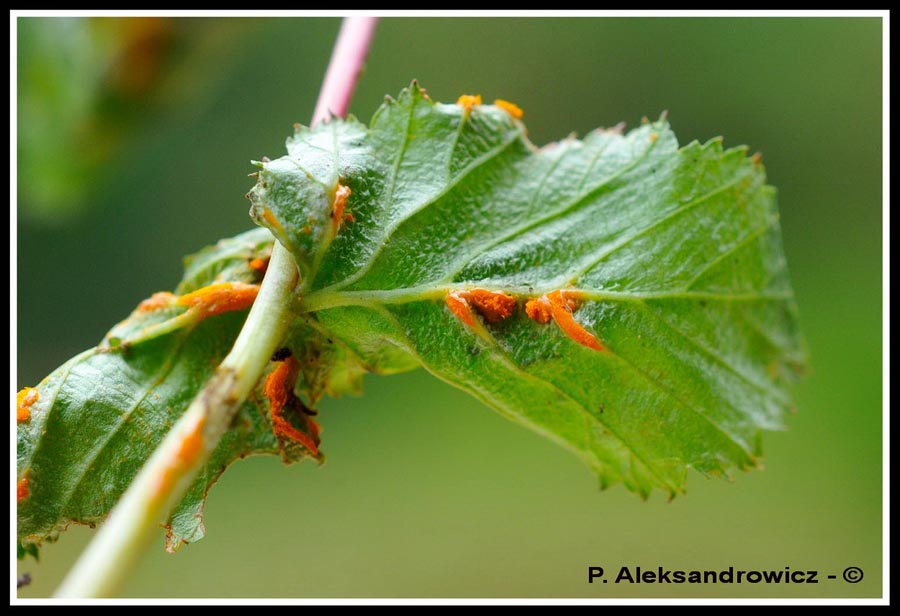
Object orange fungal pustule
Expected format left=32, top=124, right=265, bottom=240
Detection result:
left=456, top=94, right=482, bottom=112
left=16, top=387, right=39, bottom=423
left=548, top=289, right=582, bottom=312
left=264, top=356, right=321, bottom=456
left=527, top=290, right=605, bottom=352
left=264, top=356, right=300, bottom=415
left=331, top=184, right=352, bottom=233
left=461, top=288, right=517, bottom=323
left=446, top=292, right=478, bottom=329
left=176, top=282, right=259, bottom=318
left=249, top=257, right=269, bottom=274
left=447, top=288, right=518, bottom=330
left=494, top=99, right=524, bottom=119
left=547, top=293, right=604, bottom=352
left=17, top=476, right=29, bottom=502
left=271, top=411, right=320, bottom=457
left=525, top=296, right=552, bottom=324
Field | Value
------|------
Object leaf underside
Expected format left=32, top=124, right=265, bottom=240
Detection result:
left=17, top=83, right=805, bottom=555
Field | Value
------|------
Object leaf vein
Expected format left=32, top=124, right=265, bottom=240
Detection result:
left=571, top=174, right=747, bottom=283
left=57, top=327, right=196, bottom=521
left=684, top=217, right=779, bottom=290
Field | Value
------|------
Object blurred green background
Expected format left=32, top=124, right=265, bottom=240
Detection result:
left=16, top=17, right=883, bottom=598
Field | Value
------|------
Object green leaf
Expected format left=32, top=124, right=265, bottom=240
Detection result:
left=18, top=84, right=805, bottom=556
left=251, top=84, right=806, bottom=497
left=16, top=229, right=318, bottom=554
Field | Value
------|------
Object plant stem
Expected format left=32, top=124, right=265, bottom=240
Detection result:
left=54, top=16, right=378, bottom=599
left=312, top=16, right=378, bottom=125
left=54, top=248, right=297, bottom=599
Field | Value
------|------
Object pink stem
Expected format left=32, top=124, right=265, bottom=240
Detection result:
left=311, top=17, right=379, bottom=127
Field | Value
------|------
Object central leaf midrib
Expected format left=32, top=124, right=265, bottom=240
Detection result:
left=299, top=284, right=792, bottom=314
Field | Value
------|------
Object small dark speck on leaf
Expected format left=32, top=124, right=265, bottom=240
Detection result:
left=699, top=300, right=707, bottom=308
left=469, top=346, right=481, bottom=356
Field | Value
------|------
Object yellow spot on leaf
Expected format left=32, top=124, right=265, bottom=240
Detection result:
left=456, top=94, right=482, bottom=112
left=261, top=208, right=283, bottom=234
left=16, top=387, right=38, bottom=423
left=494, top=99, right=523, bottom=119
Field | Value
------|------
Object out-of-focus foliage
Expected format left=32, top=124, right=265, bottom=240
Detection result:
left=17, top=18, right=246, bottom=222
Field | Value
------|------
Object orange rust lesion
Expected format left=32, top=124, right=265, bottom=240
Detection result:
left=176, top=419, right=205, bottom=468
left=446, top=292, right=478, bottom=329
left=249, top=257, right=269, bottom=274
left=154, top=417, right=205, bottom=500
left=331, top=184, right=353, bottom=234
left=456, top=94, right=482, bottom=113
left=461, top=289, right=516, bottom=323
left=261, top=207, right=284, bottom=234
left=527, top=290, right=605, bottom=352
left=447, top=288, right=517, bottom=329
left=494, top=99, right=523, bottom=119
left=17, top=476, right=29, bottom=502
left=264, top=357, right=298, bottom=417
left=137, top=291, right=177, bottom=312
left=525, top=295, right=552, bottom=324
left=176, top=282, right=259, bottom=318
left=264, top=356, right=321, bottom=456
left=16, top=387, right=39, bottom=423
